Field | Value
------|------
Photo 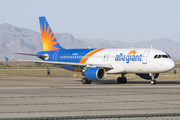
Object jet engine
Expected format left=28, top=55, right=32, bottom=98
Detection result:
left=136, top=73, right=159, bottom=80
left=84, top=67, right=106, bottom=80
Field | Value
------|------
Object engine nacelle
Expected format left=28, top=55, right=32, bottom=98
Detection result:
left=136, top=73, right=159, bottom=80
left=84, top=67, right=106, bottom=80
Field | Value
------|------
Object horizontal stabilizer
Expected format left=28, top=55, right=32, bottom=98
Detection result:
left=4, top=56, right=9, bottom=62
left=15, top=53, right=46, bottom=58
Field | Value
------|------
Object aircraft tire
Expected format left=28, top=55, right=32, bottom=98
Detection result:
left=151, top=80, right=157, bottom=85
left=82, top=78, right=88, bottom=84
left=122, top=77, right=127, bottom=83
left=87, top=80, right=92, bottom=84
left=47, top=69, right=50, bottom=75
left=117, top=77, right=122, bottom=84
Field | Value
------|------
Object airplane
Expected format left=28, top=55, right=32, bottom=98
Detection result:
left=15, top=16, right=176, bottom=85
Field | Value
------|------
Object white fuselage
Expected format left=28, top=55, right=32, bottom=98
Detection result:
left=84, top=48, right=175, bottom=74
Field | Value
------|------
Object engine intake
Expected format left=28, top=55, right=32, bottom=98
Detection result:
left=84, top=67, right=106, bottom=80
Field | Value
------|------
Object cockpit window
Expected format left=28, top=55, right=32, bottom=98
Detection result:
left=158, top=55, right=162, bottom=58
left=154, top=55, right=158, bottom=58
left=154, top=54, right=170, bottom=59
left=162, top=55, right=168, bottom=58
left=166, top=53, right=171, bottom=58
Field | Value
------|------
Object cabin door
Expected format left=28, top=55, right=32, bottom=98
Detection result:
left=53, top=51, right=59, bottom=61
left=142, top=50, right=150, bottom=64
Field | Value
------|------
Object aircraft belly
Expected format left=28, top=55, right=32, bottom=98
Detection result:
left=122, top=62, right=154, bottom=73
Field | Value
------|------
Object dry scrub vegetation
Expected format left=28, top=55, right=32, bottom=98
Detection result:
left=0, top=62, right=180, bottom=79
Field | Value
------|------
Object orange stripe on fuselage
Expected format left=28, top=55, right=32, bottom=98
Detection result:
left=79, top=48, right=104, bottom=63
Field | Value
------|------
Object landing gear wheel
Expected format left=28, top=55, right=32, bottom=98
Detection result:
left=82, top=78, right=88, bottom=84
left=122, top=77, right=127, bottom=83
left=117, top=77, right=127, bottom=84
left=151, top=80, right=157, bottom=85
left=149, top=73, right=158, bottom=85
left=47, top=69, right=50, bottom=75
left=87, top=80, right=92, bottom=84
left=117, top=77, right=122, bottom=84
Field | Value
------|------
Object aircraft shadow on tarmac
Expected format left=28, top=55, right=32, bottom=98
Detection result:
left=76, top=79, right=180, bottom=85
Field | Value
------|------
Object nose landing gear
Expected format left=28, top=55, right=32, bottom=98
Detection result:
left=150, top=73, right=157, bottom=85
left=151, top=80, right=157, bottom=85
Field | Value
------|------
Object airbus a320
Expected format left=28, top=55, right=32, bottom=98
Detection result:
left=15, top=17, right=175, bottom=85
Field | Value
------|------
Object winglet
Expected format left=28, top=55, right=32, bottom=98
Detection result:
left=4, top=56, right=9, bottom=62
left=39, top=16, right=64, bottom=51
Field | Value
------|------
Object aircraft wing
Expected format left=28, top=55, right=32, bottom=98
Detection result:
left=14, top=53, right=113, bottom=70
left=17, top=59, right=113, bottom=69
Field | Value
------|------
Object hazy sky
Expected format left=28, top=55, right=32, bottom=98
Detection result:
left=0, top=0, right=180, bottom=42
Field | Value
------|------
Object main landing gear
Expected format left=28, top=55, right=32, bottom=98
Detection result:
left=117, top=74, right=127, bottom=84
left=150, top=73, right=157, bottom=85
left=82, top=78, right=92, bottom=84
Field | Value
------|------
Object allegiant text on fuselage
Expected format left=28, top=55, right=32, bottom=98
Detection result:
left=115, top=53, right=143, bottom=63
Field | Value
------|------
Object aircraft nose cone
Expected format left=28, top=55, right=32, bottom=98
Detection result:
left=168, top=60, right=176, bottom=70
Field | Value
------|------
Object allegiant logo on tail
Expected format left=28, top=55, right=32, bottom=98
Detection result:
left=115, top=50, right=142, bottom=63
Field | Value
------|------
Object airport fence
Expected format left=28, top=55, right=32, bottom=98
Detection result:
left=1, top=113, right=180, bottom=120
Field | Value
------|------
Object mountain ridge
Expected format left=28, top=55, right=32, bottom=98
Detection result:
left=0, top=23, right=180, bottom=60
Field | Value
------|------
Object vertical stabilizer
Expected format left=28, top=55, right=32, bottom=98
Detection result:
left=39, top=17, right=64, bottom=51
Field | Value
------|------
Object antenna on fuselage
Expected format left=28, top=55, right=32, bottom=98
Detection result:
left=89, top=46, right=91, bottom=49
left=151, top=46, right=153, bottom=49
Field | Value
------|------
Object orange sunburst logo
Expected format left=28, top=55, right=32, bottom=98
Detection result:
left=41, top=22, right=59, bottom=51
left=129, top=50, right=136, bottom=55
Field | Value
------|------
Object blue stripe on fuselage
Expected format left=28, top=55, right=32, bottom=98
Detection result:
left=36, top=49, right=96, bottom=63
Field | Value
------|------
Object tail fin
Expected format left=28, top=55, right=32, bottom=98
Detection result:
left=39, top=16, right=64, bottom=51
